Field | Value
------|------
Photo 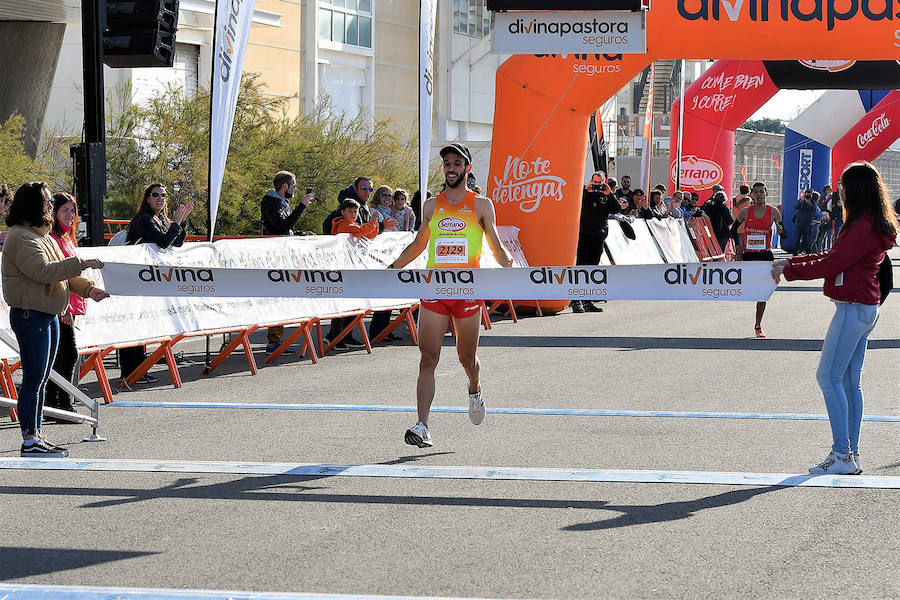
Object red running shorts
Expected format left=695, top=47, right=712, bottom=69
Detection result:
left=421, top=299, right=482, bottom=319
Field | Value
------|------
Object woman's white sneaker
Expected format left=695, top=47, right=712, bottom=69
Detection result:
left=468, top=388, right=485, bottom=425
left=851, top=452, right=862, bottom=475
left=809, top=451, right=856, bottom=475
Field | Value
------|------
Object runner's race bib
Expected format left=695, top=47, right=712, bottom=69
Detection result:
left=434, top=238, right=469, bottom=264
left=746, top=234, right=766, bottom=251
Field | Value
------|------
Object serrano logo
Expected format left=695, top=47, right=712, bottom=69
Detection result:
left=529, top=267, right=607, bottom=285
left=672, top=155, right=723, bottom=191
left=799, top=59, right=856, bottom=72
left=677, top=0, right=897, bottom=31
left=857, top=113, right=891, bottom=149
left=438, top=217, right=465, bottom=232
left=139, top=266, right=214, bottom=283
left=665, top=264, right=743, bottom=285
left=267, top=269, right=343, bottom=283
left=397, top=270, right=474, bottom=284
left=492, top=155, right=566, bottom=214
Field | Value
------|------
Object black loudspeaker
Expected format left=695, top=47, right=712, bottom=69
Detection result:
left=103, top=0, right=180, bottom=68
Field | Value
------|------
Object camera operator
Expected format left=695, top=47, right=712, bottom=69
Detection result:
left=260, top=170, right=315, bottom=354
left=261, top=170, right=315, bottom=237
left=572, top=171, right=621, bottom=313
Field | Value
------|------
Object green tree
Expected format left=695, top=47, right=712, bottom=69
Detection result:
left=104, top=74, right=439, bottom=236
left=740, top=118, right=786, bottom=134
left=0, top=114, right=71, bottom=192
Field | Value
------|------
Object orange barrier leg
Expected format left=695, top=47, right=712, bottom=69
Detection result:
left=370, top=305, right=418, bottom=345
left=2, top=359, right=17, bottom=421
left=406, top=305, right=420, bottom=346
left=123, top=340, right=181, bottom=389
left=79, top=349, right=114, bottom=405
left=205, top=329, right=259, bottom=375
left=266, top=321, right=318, bottom=365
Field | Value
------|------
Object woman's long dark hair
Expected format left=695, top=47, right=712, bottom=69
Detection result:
left=51, top=192, right=79, bottom=247
left=137, top=182, right=170, bottom=224
left=840, top=162, right=899, bottom=236
left=6, top=181, right=52, bottom=228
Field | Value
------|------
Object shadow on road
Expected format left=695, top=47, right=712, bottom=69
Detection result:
left=0, top=547, right=158, bottom=580
left=562, top=486, right=782, bottom=531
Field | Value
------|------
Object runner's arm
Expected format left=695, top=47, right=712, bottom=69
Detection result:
left=387, top=199, right=434, bottom=269
left=729, top=208, right=747, bottom=241
left=771, top=207, right=788, bottom=237
left=478, top=197, right=513, bottom=267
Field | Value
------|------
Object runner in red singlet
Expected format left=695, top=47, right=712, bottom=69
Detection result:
left=729, top=181, right=788, bottom=338
left=387, top=143, right=513, bottom=448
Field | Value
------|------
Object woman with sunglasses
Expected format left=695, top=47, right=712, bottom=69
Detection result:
left=126, top=183, right=193, bottom=247
left=121, top=183, right=193, bottom=384
left=370, top=185, right=396, bottom=232
left=772, top=163, right=898, bottom=475
left=2, top=182, right=109, bottom=457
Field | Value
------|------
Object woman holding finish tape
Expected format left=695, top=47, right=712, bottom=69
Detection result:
left=772, top=162, right=898, bottom=475
left=2, top=182, right=109, bottom=457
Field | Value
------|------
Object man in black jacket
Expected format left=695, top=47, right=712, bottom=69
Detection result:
left=703, top=190, right=734, bottom=252
left=322, top=176, right=374, bottom=235
left=260, top=170, right=313, bottom=353
left=261, top=170, right=313, bottom=236
left=573, top=171, right=621, bottom=313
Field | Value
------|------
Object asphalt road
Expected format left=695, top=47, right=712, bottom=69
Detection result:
left=1, top=252, right=899, bottom=599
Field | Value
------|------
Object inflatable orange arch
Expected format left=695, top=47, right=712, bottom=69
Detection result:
left=487, top=2, right=900, bottom=311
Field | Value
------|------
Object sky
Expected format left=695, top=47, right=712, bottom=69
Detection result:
left=750, top=89, right=900, bottom=149
left=749, top=90, right=825, bottom=122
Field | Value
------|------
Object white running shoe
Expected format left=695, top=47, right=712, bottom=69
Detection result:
left=808, top=451, right=856, bottom=475
left=852, top=452, right=862, bottom=475
left=468, top=388, right=485, bottom=425
left=405, top=421, right=433, bottom=448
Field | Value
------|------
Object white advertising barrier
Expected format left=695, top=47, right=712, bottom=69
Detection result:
left=604, top=219, right=666, bottom=265
left=647, top=218, right=700, bottom=263
left=0, top=229, right=517, bottom=360
left=101, top=261, right=777, bottom=303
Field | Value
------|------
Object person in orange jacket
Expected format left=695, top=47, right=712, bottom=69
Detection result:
left=331, top=199, right=378, bottom=239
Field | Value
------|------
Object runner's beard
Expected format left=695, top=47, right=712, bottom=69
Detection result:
left=445, top=171, right=465, bottom=188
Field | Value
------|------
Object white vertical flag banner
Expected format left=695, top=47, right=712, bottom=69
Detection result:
left=640, top=62, right=655, bottom=194
left=418, top=0, right=437, bottom=198
left=209, top=0, right=257, bottom=239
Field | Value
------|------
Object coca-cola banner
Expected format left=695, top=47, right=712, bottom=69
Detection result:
left=831, top=91, right=900, bottom=183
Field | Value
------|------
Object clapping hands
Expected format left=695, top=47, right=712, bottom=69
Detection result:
left=172, top=202, right=195, bottom=224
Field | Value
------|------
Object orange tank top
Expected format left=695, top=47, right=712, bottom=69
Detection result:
left=427, top=190, right=483, bottom=268
left=742, top=204, right=773, bottom=252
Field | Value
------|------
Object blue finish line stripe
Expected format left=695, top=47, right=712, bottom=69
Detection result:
left=0, top=584, right=480, bottom=600
left=107, top=401, right=900, bottom=423
left=1, top=458, right=898, bottom=489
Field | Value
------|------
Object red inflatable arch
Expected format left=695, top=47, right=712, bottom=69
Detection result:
left=487, top=3, right=900, bottom=311
left=667, top=61, right=778, bottom=203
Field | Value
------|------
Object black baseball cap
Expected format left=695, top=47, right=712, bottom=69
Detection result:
left=439, top=142, right=472, bottom=165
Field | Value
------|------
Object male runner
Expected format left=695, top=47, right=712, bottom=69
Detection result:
left=387, top=142, right=513, bottom=447
left=729, top=181, right=787, bottom=338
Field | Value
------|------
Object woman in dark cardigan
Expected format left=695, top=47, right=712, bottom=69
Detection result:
left=120, top=183, right=193, bottom=385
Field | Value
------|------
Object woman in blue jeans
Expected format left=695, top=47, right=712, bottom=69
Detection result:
left=1, top=182, right=109, bottom=457
left=773, top=163, right=898, bottom=475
